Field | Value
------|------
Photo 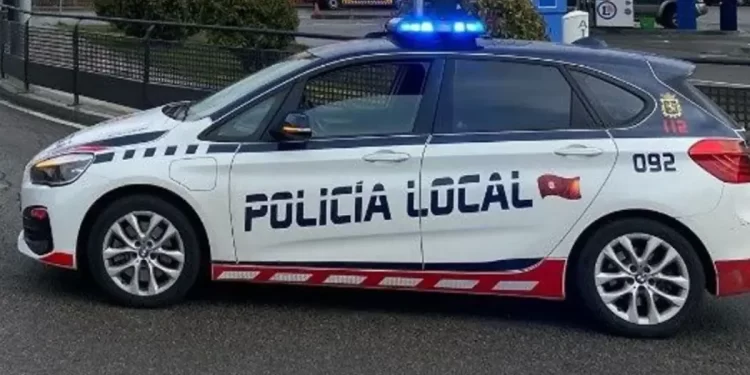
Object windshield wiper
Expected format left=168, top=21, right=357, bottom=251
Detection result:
left=180, top=101, right=193, bottom=121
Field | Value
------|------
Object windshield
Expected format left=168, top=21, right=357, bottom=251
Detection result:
left=184, top=52, right=319, bottom=122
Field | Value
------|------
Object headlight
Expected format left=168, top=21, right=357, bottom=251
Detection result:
left=29, top=153, right=94, bottom=186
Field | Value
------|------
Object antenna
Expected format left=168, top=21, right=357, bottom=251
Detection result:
left=415, top=0, right=424, bottom=16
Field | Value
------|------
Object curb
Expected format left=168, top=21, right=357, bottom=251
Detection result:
left=591, top=28, right=750, bottom=36
left=682, top=55, right=750, bottom=65
left=0, top=79, right=111, bottom=126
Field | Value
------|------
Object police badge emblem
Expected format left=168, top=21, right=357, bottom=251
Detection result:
left=660, top=93, right=682, bottom=119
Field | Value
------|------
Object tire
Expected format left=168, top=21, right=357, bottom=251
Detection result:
left=659, top=4, right=678, bottom=29
left=86, top=194, right=202, bottom=308
left=318, top=0, right=339, bottom=10
left=572, top=218, right=705, bottom=338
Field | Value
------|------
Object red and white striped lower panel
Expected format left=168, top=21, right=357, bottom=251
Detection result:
left=211, top=258, right=566, bottom=299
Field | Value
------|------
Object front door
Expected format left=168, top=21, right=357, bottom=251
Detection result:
left=229, top=56, right=443, bottom=268
left=419, top=57, right=618, bottom=271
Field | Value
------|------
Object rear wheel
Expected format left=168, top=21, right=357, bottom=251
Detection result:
left=86, top=194, right=202, bottom=308
left=573, top=218, right=705, bottom=338
left=659, top=4, right=678, bottom=28
left=318, top=0, right=340, bottom=10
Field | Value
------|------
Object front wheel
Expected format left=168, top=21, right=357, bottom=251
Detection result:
left=572, top=218, right=705, bottom=338
left=86, top=194, right=202, bottom=308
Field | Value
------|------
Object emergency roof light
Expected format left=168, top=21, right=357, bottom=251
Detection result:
left=383, top=0, right=487, bottom=50
left=389, top=16, right=485, bottom=36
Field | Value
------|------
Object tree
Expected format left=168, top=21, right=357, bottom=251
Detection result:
left=194, top=0, right=301, bottom=72
left=93, top=0, right=196, bottom=41
left=475, top=0, right=549, bottom=41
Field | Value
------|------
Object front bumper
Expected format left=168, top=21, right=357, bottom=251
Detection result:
left=15, top=168, right=105, bottom=270
left=17, top=202, right=75, bottom=269
left=21, top=206, right=53, bottom=256
left=17, top=231, right=75, bottom=269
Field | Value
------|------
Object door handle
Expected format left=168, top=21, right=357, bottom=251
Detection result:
left=362, top=150, right=411, bottom=163
left=554, top=144, right=604, bottom=157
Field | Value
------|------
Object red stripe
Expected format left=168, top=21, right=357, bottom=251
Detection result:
left=307, top=272, right=329, bottom=284
left=39, top=251, right=75, bottom=269
left=361, top=274, right=385, bottom=287
left=715, top=259, right=750, bottom=296
left=253, top=270, right=276, bottom=282
left=211, top=258, right=566, bottom=299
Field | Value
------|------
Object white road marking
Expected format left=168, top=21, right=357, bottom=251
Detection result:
left=0, top=99, right=87, bottom=130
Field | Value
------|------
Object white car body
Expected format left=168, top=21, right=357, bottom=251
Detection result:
left=17, top=102, right=750, bottom=298
left=15, top=37, right=750, bottom=337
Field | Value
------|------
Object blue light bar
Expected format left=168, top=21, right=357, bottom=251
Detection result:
left=392, top=17, right=486, bottom=36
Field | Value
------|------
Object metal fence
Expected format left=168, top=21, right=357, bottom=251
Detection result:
left=0, top=5, right=355, bottom=108
left=698, top=83, right=750, bottom=127
left=0, top=4, right=749, bottom=127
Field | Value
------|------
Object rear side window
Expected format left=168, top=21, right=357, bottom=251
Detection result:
left=570, top=70, right=646, bottom=127
left=444, top=59, right=595, bottom=133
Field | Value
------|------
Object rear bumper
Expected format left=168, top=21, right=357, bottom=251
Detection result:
left=715, top=260, right=750, bottom=296
left=679, top=183, right=750, bottom=297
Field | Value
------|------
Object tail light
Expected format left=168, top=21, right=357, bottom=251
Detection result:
left=29, top=207, right=48, bottom=220
left=688, top=139, right=750, bottom=184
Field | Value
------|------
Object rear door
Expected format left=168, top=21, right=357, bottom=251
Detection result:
left=419, top=56, right=619, bottom=270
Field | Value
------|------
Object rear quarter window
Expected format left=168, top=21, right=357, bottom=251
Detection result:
left=671, top=79, right=744, bottom=130
left=569, top=70, right=648, bottom=128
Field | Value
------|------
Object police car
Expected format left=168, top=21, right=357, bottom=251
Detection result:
left=16, top=11, right=750, bottom=339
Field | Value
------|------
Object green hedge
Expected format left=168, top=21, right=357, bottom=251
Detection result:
left=476, top=0, right=549, bottom=41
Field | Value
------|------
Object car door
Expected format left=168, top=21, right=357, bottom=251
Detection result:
left=227, top=56, right=444, bottom=267
left=419, top=56, right=618, bottom=270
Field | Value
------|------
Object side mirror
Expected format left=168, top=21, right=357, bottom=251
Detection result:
left=273, top=112, right=313, bottom=141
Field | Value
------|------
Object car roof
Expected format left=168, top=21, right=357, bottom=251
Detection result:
left=306, top=36, right=693, bottom=74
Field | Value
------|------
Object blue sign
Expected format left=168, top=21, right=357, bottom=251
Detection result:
left=538, top=0, right=556, bottom=8
left=534, top=0, right=566, bottom=43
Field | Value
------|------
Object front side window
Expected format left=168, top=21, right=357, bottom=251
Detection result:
left=208, top=91, right=286, bottom=139
left=294, top=60, right=430, bottom=138
left=185, top=52, right=318, bottom=122
left=445, top=59, right=594, bottom=133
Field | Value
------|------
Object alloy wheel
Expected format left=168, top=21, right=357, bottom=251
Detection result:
left=594, top=233, right=690, bottom=325
left=102, top=211, right=186, bottom=297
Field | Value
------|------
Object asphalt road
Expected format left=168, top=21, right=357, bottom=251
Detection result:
left=2, top=105, right=750, bottom=375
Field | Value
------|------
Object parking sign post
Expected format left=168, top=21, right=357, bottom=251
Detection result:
left=676, top=0, right=697, bottom=29
left=719, top=0, right=737, bottom=31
